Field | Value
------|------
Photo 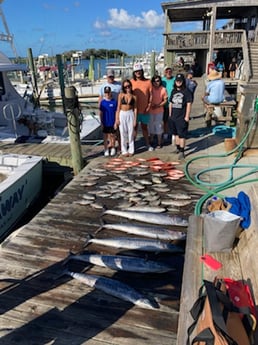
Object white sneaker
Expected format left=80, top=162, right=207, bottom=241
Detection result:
left=148, top=146, right=154, bottom=152
left=104, top=149, right=109, bottom=157
left=110, top=148, right=116, bottom=156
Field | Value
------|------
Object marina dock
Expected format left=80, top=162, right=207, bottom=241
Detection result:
left=0, top=76, right=258, bottom=344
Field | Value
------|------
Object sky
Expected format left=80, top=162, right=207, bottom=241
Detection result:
left=0, top=1, right=227, bottom=59
left=0, top=0, right=211, bottom=59
left=0, top=0, right=168, bottom=58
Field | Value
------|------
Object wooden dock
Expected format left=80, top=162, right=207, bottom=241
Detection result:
left=0, top=141, right=103, bottom=168
left=2, top=76, right=255, bottom=344
left=0, top=152, right=202, bottom=345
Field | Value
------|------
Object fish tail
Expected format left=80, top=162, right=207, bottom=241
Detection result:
left=95, top=218, right=106, bottom=235
left=101, top=204, right=108, bottom=217
left=62, top=251, right=76, bottom=266
left=55, top=268, right=70, bottom=280
left=83, top=233, right=93, bottom=248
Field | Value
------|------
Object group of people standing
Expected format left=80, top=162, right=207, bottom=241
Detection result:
left=99, top=63, right=197, bottom=160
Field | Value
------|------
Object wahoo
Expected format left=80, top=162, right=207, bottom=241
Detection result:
left=102, top=209, right=188, bottom=227
left=122, top=206, right=166, bottom=213
left=99, top=222, right=186, bottom=241
left=64, top=252, right=174, bottom=273
left=86, top=236, right=184, bottom=253
left=63, top=270, right=158, bottom=309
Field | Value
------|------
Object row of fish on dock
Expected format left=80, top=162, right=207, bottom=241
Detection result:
left=61, top=156, right=197, bottom=309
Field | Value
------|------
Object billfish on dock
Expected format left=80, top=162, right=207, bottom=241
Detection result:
left=63, top=270, right=159, bottom=309
left=64, top=252, right=175, bottom=273
left=102, top=209, right=188, bottom=227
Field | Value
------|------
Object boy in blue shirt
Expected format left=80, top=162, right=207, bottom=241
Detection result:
left=99, top=86, right=117, bottom=156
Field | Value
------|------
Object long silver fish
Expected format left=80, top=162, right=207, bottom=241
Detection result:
left=65, top=253, right=174, bottom=273
left=100, top=222, right=186, bottom=241
left=122, top=206, right=166, bottom=213
left=102, top=209, right=188, bottom=227
left=86, top=236, right=184, bottom=253
left=161, top=199, right=192, bottom=207
left=64, top=270, right=158, bottom=309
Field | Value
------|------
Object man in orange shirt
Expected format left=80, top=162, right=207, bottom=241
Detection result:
left=131, top=63, right=153, bottom=151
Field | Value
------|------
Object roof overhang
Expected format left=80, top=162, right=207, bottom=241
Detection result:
left=161, top=1, right=258, bottom=22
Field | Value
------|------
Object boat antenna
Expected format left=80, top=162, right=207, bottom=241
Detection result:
left=0, top=0, right=18, bottom=58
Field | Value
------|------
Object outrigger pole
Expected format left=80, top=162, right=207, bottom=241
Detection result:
left=0, top=0, right=18, bottom=58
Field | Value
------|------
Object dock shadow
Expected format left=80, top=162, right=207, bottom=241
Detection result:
left=186, top=126, right=225, bottom=156
left=0, top=254, right=180, bottom=344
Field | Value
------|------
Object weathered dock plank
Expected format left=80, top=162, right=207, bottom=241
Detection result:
left=0, top=151, right=201, bottom=344
left=177, top=185, right=258, bottom=344
left=0, top=141, right=100, bottom=167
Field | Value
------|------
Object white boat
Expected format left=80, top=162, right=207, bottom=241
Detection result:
left=0, top=51, right=101, bottom=143
left=0, top=153, right=42, bottom=241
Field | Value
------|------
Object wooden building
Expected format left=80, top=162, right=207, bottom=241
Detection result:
left=161, top=0, right=258, bottom=82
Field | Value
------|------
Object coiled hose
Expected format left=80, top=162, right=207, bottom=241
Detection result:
left=184, top=108, right=258, bottom=216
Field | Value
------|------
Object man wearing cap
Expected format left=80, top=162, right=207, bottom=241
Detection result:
left=202, top=69, right=225, bottom=105
left=99, top=69, right=121, bottom=102
left=169, top=73, right=192, bottom=160
left=131, top=63, right=153, bottom=151
left=162, top=66, right=175, bottom=142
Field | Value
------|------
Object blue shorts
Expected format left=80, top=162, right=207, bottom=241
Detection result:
left=137, top=113, right=150, bottom=125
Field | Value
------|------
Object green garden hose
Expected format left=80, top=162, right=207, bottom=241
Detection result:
left=184, top=108, right=258, bottom=215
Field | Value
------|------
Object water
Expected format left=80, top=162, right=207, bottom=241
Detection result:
left=71, top=57, right=133, bottom=80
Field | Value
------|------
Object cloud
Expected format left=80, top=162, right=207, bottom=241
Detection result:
left=94, top=19, right=106, bottom=30
left=99, top=8, right=164, bottom=30
left=99, top=30, right=112, bottom=37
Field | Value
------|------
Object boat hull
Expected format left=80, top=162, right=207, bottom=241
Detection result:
left=0, top=154, right=43, bottom=241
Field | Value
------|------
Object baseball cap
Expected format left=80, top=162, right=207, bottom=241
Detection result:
left=104, top=86, right=111, bottom=93
left=187, top=69, right=194, bottom=75
left=133, top=63, right=143, bottom=72
left=164, top=65, right=172, bottom=72
left=107, top=69, right=115, bottom=77
left=175, top=73, right=185, bottom=82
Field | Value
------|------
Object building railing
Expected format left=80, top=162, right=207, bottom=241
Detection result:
left=164, top=29, right=251, bottom=81
left=164, top=30, right=245, bottom=50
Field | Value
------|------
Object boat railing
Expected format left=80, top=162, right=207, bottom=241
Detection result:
left=3, top=103, right=22, bottom=138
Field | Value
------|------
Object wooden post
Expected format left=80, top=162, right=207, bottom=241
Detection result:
left=88, top=55, right=94, bottom=82
left=27, top=48, right=39, bottom=106
left=64, top=86, right=84, bottom=175
left=56, top=54, right=66, bottom=114
left=207, top=6, right=217, bottom=69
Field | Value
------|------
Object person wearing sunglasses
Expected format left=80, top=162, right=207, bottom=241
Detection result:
left=99, top=69, right=121, bottom=102
left=115, top=79, right=137, bottom=157
left=149, top=75, right=168, bottom=149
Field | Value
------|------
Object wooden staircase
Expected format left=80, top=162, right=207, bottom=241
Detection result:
left=248, top=41, right=258, bottom=82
